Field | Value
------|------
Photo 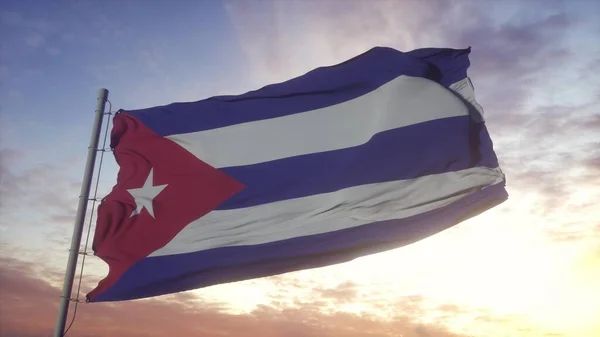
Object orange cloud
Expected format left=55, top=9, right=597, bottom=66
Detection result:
left=0, top=257, right=467, bottom=337
left=313, top=281, right=358, bottom=304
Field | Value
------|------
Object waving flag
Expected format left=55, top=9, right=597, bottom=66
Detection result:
left=87, top=46, right=507, bottom=302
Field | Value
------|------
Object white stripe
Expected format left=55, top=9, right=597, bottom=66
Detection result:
left=167, top=75, right=470, bottom=168
left=150, top=166, right=505, bottom=257
left=448, top=77, right=484, bottom=121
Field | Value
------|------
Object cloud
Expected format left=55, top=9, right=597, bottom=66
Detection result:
left=0, top=10, right=24, bottom=26
left=0, top=257, right=470, bottom=337
left=0, top=154, right=78, bottom=220
left=0, top=148, right=24, bottom=207
left=582, top=153, right=600, bottom=172
left=0, top=9, right=58, bottom=33
left=0, top=146, right=106, bottom=275
left=24, top=32, right=45, bottom=48
left=0, top=144, right=110, bottom=229
left=313, top=281, right=358, bottom=304
left=494, top=100, right=600, bottom=242
left=546, top=224, right=600, bottom=243
left=46, top=47, right=61, bottom=55
left=225, top=0, right=572, bottom=86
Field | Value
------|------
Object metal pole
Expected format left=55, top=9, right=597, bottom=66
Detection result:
left=53, top=88, right=109, bottom=337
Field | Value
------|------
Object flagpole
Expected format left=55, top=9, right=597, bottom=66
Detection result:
left=53, top=88, right=109, bottom=337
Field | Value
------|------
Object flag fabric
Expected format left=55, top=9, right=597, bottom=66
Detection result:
left=87, top=46, right=507, bottom=302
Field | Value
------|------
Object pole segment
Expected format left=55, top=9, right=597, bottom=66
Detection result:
left=53, top=88, right=109, bottom=337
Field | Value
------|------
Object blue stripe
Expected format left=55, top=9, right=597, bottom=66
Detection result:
left=125, top=47, right=472, bottom=137
left=89, top=181, right=507, bottom=302
left=216, top=116, right=499, bottom=210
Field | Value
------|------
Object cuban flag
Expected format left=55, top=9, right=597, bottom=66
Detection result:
left=87, top=46, right=507, bottom=302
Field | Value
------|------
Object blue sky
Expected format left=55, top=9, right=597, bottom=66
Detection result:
left=1, top=0, right=253, bottom=255
left=1, top=0, right=599, bottom=336
left=1, top=0, right=246, bottom=153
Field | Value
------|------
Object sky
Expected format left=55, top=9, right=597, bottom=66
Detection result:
left=0, top=0, right=599, bottom=336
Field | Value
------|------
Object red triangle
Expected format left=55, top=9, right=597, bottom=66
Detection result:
left=89, top=113, right=244, bottom=298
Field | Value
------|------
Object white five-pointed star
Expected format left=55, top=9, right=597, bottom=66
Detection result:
left=127, top=168, right=168, bottom=219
